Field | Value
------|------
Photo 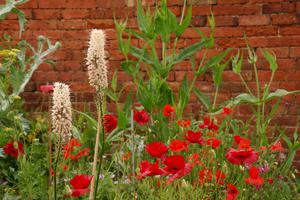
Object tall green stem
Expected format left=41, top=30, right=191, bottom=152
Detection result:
left=89, top=97, right=103, bottom=200
left=253, top=63, right=263, bottom=145
left=94, top=100, right=105, bottom=199
left=53, top=136, right=62, bottom=200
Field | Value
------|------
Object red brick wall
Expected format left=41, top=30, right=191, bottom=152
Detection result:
left=1, top=0, right=300, bottom=167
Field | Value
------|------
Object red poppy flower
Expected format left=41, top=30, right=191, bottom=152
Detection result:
left=225, top=148, right=259, bottom=165
left=187, top=153, right=204, bottom=167
left=226, top=183, right=239, bottom=200
left=233, top=135, right=243, bottom=145
left=267, top=178, right=274, bottom=185
left=199, top=118, right=218, bottom=131
left=237, top=138, right=251, bottom=150
left=133, top=110, right=150, bottom=126
left=103, top=114, right=118, bottom=133
left=3, top=141, right=24, bottom=157
left=63, top=139, right=90, bottom=160
left=269, top=142, right=284, bottom=152
left=245, top=166, right=264, bottom=186
left=169, top=140, right=188, bottom=152
left=163, top=155, right=192, bottom=185
left=215, top=170, right=226, bottom=185
left=177, top=119, right=191, bottom=128
left=145, top=142, right=168, bottom=158
left=207, top=138, right=221, bottom=149
left=163, top=105, right=174, bottom=117
left=199, top=168, right=213, bottom=184
left=222, top=107, right=233, bottom=115
left=260, top=146, right=267, bottom=151
left=138, top=160, right=164, bottom=180
left=69, top=174, right=92, bottom=197
left=38, top=85, right=54, bottom=93
left=185, top=130, right=205, bottom=145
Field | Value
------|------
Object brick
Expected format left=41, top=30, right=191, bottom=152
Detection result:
left=27, top=20, right=57, bottom=30
left=272, top=14, right=296, bottom=25
left=290, top=47, right=300, bottom=57
left=38, top=0, right=66, bottom=8
left=87, top=19, right=117, bottom=29
left=191, top=16, right=207, bottom=27
left=262, top=3, right=295, bottom=14
left=187, top=0, right=217, bottom=5
left=218, top=0, right=249, bottom=4
left=280, top=27, right=300, bottom=36
left=239, top=15, right=270, bottom=26
left=18, top=0, right=38, bottom=8
left=214, top=16, right=239, bottom=27
left=212, top=5, right=260, bottom=15
left=57, top=20, right=87, bottom=30
left=32, top=9, right=61, bottom=19
left=65, top=0, right=97, bottom=8
left=62, top=9, right=89, bottom=19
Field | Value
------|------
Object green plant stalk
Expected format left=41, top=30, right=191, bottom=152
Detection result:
left=253, top=63, right=263, bottom=145
left=130, top=109, right=136, bottom=197
left=239, top=74, right=254, bottom=96
left=171, top=0, right=187, bottom=53
left=89, top=100, right=102, bottom=200
left=281, top=149, right=297, bottom=175
left=94, top=100, right=106, bottom=199
left=262, top=71, right=275, bottom=123
left=53, top=135, right=62, bottom=200
left=188, top=49, right=208, bottom=95
left=212, top=86, right=219, bottom=111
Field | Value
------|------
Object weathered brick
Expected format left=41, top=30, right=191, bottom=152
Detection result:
left=290, top=47, right=300, bottom=57
left=62, top=9, right=89, bottom=19
left=272, top=14, right=296, bottom=25
left=32, top=9, right=61, bottom=19
left=280, top=27, right=300, bottom=36
left=262, top=3, right=295, bottom=14
left=239, top=15, right=270, bottom=26
left=38, top=0, right=66, bottom=8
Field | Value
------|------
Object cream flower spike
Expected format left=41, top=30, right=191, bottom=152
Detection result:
left=86, top=29, right=108, bottom=92
left=51, top=82, right=72, bottom=143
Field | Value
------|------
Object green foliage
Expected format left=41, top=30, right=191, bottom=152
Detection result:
left=0, top=0, right=28, bottom=37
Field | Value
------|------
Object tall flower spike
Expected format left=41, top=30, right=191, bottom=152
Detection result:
left=51, top=82, right=72, bottom=143
left=86, top=29, right=108, bottom=92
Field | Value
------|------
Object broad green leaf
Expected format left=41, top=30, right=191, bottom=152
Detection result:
left=281, top=134, right=292, bottom=148
left=11, top=8, right=26, bottom=37
left=262, top=50, right=277, bottom=72
left=73, top=109, right=97, bottom=129
left=228, top=93, right=259, bottom=106
left=121, top=60, right=139, bottom=76
left=265, top=89, right=300, bottom=102
left=208, top=12, right=215, bottom=30
left=176, top=6, right=192, bottom=37
left=72, top=126, right=81, bottom=139
left=137, top=0, right=151, bottom=33
left=111, top=70, right=118, bottom=91
left=104, top=88, right=117, bottom=102
left=197, top=49, right=231, bottom=76
left=177, top=74, right=189, bottom=117
left=129, top=46, right=153, bottom=65
left=173, top=39, right=210, bottom=64
left=123, top=89, right=133, bottom=118
left=193, top=87, right=211, bottom=110
left=232, top=52, right=243, bottom=75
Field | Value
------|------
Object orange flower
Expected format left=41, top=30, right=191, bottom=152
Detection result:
left=122, top=152, right=132, bottom=161
left=177, top=119, right=191, bottom=128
